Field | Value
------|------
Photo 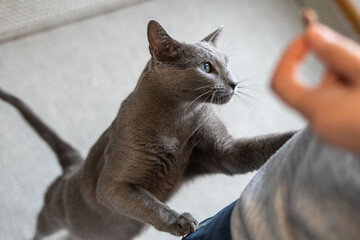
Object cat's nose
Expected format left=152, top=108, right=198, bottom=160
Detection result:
left=229, top=82, right=238, bottom=90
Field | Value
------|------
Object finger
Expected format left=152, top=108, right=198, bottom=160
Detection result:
left=271, top=35, right=312, bottom=109
left=320, top=69, right=340, bottom=88
left=305, top=23, right=360, bottom=79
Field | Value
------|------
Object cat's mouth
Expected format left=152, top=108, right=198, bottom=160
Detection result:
left=213, top=92, right=233, bottom=104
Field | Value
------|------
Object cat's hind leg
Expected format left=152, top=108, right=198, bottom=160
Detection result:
left=33, top=206, right=63, bottom=240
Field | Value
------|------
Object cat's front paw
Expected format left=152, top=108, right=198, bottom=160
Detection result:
left=169, top=212, right=198, bottom=237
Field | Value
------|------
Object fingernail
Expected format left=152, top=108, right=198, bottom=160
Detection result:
left=302, top=8, right=318, bottom=26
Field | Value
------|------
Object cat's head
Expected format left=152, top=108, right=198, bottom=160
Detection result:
left=146, top=20, right=237, bottom=105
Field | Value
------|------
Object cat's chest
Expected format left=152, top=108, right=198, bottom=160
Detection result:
left=147, top=131, right=199, bottom=183
left=166, top=116, right=203, bottom=152
left=155, top=133, right=196, bottom=162
left=146, top=135, right=197, bottom=199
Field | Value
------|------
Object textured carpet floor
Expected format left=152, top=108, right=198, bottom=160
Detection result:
left=0, top=0, right=309, bottom=239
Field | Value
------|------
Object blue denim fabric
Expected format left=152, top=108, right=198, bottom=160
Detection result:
left=183, top=201, right=236, bottom=240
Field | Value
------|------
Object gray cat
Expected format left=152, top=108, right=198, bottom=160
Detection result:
left=0, top=20, right=294, bottom=240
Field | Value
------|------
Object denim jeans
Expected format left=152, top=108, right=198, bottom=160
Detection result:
left=183, top=201, right=236, bottom=240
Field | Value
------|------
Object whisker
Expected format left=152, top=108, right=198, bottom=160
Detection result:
left=192, top=85, right=213, bottom=92
left=236, top=90, right=258, bottom=102
left=234, top=94, right=256, bottom=115
left=237, top=86, right=277, bottom=113
left=237, top=84, right=265, bottom=88
left=210, top=90, right=218, bottom=105
left=237, top=72, right=271, bottom=84
left=235, top=85, right=267, bottom=91
left=236, top=85, right=275, bottom=98
left=236, top=86, right=264, bottom=92
left=184, top=90, right=212, bottom=113
left=201, top=93, right=212, bottom=105
left=236, top=87, right=270, bottom=96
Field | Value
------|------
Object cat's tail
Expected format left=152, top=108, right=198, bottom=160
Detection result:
left=0, top=87, right=83, bottom=172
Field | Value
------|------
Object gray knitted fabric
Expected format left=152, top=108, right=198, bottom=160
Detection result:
left=231, top=128, right=360, bottom=240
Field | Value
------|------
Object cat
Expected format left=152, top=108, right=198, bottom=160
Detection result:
left=0, top=20, right=294, bottom=240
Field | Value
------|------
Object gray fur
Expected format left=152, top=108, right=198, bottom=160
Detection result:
left=0, top=20, right=294, bottom=240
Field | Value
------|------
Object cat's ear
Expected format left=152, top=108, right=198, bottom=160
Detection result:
left=201, top=26, right=224, bottom=45
left=147, top=20, right=180, bottom=61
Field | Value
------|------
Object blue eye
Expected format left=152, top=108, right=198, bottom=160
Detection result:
left=200, top=62, right=212, bottom=73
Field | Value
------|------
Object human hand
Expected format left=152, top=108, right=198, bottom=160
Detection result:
left=271, top=22, right=360, bottom=152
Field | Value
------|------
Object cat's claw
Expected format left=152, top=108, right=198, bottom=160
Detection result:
left=170, top=212, right=198, bottom=237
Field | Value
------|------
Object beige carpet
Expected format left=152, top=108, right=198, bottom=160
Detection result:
left=0, top=0, right=151, bottom=43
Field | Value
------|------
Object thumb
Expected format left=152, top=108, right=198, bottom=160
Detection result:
left=305, top=23, right=360, bottom=80
left=271, top=35, right=314, bottom=114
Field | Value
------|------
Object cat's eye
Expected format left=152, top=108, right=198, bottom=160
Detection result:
left=200, top=62, right=212, bottom=73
